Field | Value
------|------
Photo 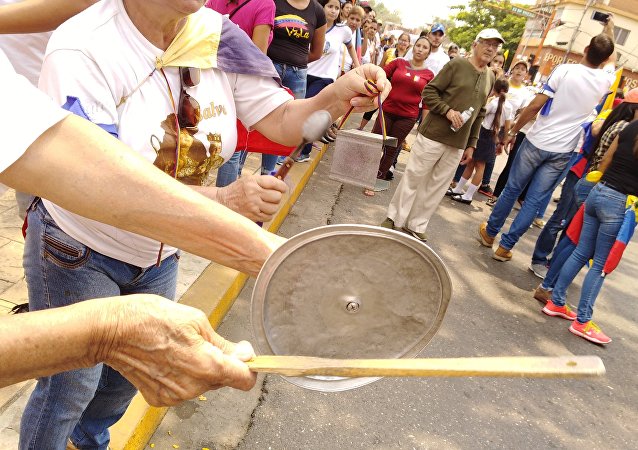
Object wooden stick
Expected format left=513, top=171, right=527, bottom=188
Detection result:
left=246, top=355, right=605, bottom=379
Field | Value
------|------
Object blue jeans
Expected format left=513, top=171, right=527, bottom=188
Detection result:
left=453, top=161, right=465, bottom=183
left=551, top=183, right=627, bottom=323
left=215, top=151, right=241, bottom=187
left=270, top=63, right=307, bottom=169
left=272, top=62, right=307, bottom=99
left=535, top=191, right=552, bottom=219
left=235, top=150, right=277, bottom=176
left=542, top=178, right=597, bottom=290
left=261, top=153, right=279, bottom=174
left=300, top=74, right=333, bottom=157
left=486, top=138, right=571, bottom=250
left=482, top=152, right=496, bottom=186
left=531, top=167, right=580, bottom=265
left=20, top=201, right=179, bottom=450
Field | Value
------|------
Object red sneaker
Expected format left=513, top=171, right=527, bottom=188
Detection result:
left=542, top=300, right=576, bottom=320
left=569, top=321, right=612, bottom=344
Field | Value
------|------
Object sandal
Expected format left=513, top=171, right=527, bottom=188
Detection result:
left=451, top=194, right=472, bottom=205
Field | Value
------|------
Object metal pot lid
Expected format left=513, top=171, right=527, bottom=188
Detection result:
left=251, top=224, right=452, bottom=392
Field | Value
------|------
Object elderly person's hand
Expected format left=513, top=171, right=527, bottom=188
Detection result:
left=94, top=295, right=257, bottom=407
left=214, top=174, right=288, bottom=222
left=331, top=63, right=391, bottom=112
left=252, top=65, right=391, bottom=146
left=446, top=109, right=464, bottom=130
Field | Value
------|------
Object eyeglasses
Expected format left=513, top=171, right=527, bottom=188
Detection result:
left=177, top=67, right=201, bottom=128
left=478, top=39, right=502, bottom=50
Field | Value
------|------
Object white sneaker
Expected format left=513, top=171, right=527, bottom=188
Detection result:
left=529, top=263, right=548, bottom=279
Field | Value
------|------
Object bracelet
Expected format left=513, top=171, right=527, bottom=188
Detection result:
left=507, top=130, right=517, bottom=137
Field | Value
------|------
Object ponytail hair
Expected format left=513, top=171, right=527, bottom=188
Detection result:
left=491, top=78, right=510, bottom=142
left=589, top=101, right=638, bottom=162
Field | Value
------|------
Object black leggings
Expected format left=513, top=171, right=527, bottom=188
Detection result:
left=363, top=108, right=378, bottom=121
left=494, top=131, right=527, bottom=199
left=372, top=111, right=416, bottom=179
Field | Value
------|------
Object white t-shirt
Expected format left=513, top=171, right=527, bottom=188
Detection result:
left=0, top=0, right=52, bottom=86
left=527, top=63, right=615, bottom=153
left=405, top=46, right=450, bottom=76
left=482, top=95, right=514, bottom=130
left=508, top=83, right=536, bottom=134
left=424, top=48, right=450, bottom=76
left=0, top=50, right=68, bottom=194
left=361, top=37, right=375, bottom=65
left=308, top=23, right=351, bottom=80
left=39, top=0, right=291, bottom=267
left=341, top=29, right=357, bottom=72
left=506, top=83, right=534, bottom=114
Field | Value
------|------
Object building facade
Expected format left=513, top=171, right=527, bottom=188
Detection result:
left=514, top=0, right=638, bottom=89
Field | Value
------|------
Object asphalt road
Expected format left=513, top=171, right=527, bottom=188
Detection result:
left=152, top=134, right=638, bottom=450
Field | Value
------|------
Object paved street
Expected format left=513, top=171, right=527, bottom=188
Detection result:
left=150, top=125, right=638, bottom=450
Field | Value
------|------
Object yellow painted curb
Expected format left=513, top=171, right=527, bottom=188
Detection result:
left=110, top=145, right=328, bottom=450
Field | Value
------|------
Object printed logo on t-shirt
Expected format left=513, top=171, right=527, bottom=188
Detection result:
left=274, top=14, right=310, bottom=39
left=322, top=41, right=331, bottom=55
left=150, top=113, right=225, bottom=186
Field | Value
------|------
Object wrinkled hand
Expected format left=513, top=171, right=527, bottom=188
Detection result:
left=446, top=109, right=463, bottom=130
left=216, top=175, right=288, bottom=222
left=460, top=147, right=474, bottom=165
left=94, top=295, right=257, bottom=407
left=331, top=63, right=391, bottom=112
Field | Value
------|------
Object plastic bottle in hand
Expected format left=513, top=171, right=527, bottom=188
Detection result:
left=450, top=107, right=475, bottom=132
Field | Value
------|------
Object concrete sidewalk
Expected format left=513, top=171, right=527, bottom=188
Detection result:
left=0, top=147, right=327, bottom=449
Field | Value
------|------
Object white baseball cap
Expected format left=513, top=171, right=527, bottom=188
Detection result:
left=475, top=28, right=505, bottom=43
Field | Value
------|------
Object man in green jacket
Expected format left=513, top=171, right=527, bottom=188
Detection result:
left=382, top=29, right=502, bottom=241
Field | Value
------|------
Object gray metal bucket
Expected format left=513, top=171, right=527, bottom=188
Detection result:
left=329, top=129, right=397, bottom=190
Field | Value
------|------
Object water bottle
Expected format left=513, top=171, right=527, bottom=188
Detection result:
left=450, top=107, right=475, bottom=132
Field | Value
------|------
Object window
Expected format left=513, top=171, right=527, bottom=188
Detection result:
left=614, top=26, right=629, bottom=46
left=524, top=20, right=543, bottom=38
left=527, top=29, right=544, bottom=38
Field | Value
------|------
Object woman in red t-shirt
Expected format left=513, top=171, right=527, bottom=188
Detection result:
left=364, top=36, right=434, bottom=196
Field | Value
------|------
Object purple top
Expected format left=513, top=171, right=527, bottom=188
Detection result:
left=206, top=0, right=275, bottom=46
